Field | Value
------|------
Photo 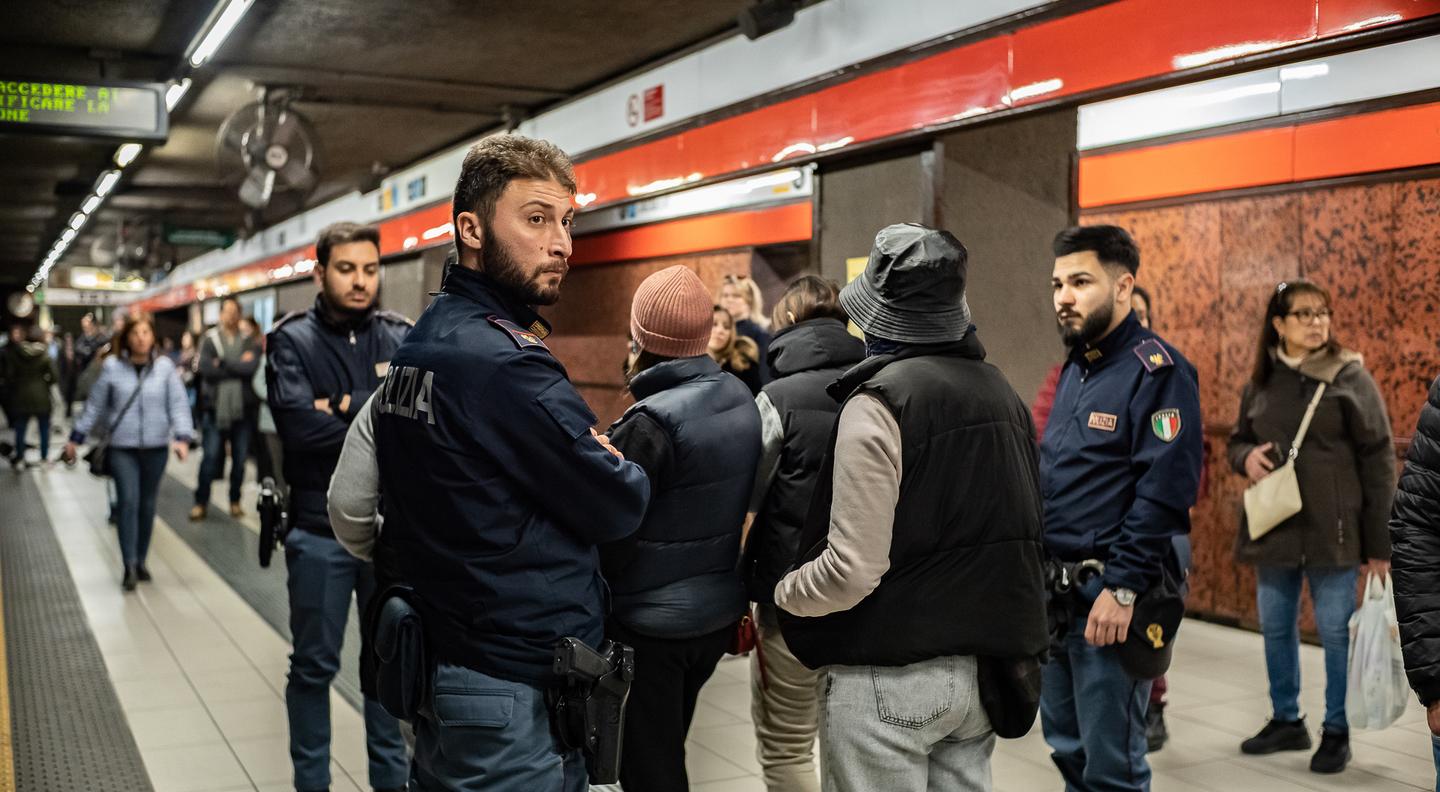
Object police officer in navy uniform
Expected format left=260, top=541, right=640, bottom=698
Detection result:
left=1039, top=225, right=1203, bottom=792
left=372, top=135, right=650, bottom=792
left=267, top=221, right=411, bottom=792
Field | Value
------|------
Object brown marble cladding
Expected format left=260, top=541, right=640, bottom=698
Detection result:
left=540, top=249, right=755, bottom=428
left=1083, top=175, right=1440, bottom=629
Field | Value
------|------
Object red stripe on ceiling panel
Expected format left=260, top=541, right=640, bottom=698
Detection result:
left=1293, top=102, right=1440, bottom=180
left=568, top=202, right=813, bottom=266
left=1317, top=0, right=1440, bottom=37
left=575, top=0, right=1436, bottom=208
left=1077, top=127, right=1296, bottom=207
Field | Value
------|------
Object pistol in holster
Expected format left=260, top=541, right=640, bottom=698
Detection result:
left=546, top=637, right=635, bottom=785
left=257, top=477, right=289, bottom=568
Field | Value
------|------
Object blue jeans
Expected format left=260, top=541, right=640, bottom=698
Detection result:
left=1042, top=616, right=1154, bottom=792
left=284, top=528, right=408, bottom=790
left=109, top=447, right=168, bottom=567
left=411, top=663, right=587, bottom=792
left=11, top=412, right=51, bottom=461
left=196, top=412, right=252, bottom=506
left=1256, top=565, right=1357, bottom=732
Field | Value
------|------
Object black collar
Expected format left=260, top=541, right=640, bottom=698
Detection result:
left=1069, top=311, right=1142, bottom=372
left=311, top=294, right=376, bottom=333
left=628, top=356, right=721, bottom=401
left=440, top=263, right=553, bottom=339
left=828, top=331, right=987, bottom=402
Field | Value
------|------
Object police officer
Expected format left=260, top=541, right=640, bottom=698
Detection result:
left=267, top=221, right=411, bottom=792
left=372, top=135, right=650, bottom=791
left=1039, top=225, right=1202, bottom=792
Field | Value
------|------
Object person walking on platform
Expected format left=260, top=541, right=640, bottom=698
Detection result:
left=3, top=325, right=59, bottom=469
left=63, top=315, right=192, bottom=590
left=1039, top=225, right=1203, bottom=792
left=600, top=265, right=760, bottom=792
left=1229, top=279, right=1394, bottom=774
left=370, top=135, right=649, bottom=792
left=719, top=273, right=773, bottom=383
left=266, top=222, right=412, bottom=792
left=742, top=275, right=863, bottom=792
left=776, top=224, right=1049, bottom=792
left=192, top=297, right=260, bottom=520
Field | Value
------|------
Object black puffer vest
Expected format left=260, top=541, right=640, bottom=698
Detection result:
left=609, top=356, right=761, bottom=639
left=743, top=319, right=864, bottom=603
left=779, top=335, right=1050, bottom=668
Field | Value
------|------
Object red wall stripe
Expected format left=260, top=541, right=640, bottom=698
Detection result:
left=568, top=202, right=813, bottom=266
left=1077, top=101, right=1440, bottom=207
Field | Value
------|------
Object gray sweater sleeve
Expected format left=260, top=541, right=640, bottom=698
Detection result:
left=774, top=392, right=901, bottom=618
left=328, top=392, right=381, bottom=561
left=748, top=391, right=785, bottom=514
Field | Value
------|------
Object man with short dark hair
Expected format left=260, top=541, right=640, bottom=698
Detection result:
left=192, top=297, right=261, bottom=520
left=267, top=220, right=412, bottom=792
left=1039, top=225, right=1203, bottom=792
left=371, top=135, right=650, bottom=790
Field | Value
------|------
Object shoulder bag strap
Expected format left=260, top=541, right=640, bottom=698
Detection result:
left=105, top=363, right=152, bottom=437
left=1287, top=382, right=1328, bottom=460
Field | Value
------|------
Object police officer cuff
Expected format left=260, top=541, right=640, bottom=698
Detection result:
left=1102, top=571, right=1148, bottom=596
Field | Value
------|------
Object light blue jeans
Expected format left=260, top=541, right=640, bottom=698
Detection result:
left=820, top=655, right=994, bottom=792
left=1255, top=565, right=1357, bottom=732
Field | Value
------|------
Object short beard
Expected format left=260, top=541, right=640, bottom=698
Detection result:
left=482, top=223, right=566, bottom=306
left=1058, top=298, right=1115, bottom=347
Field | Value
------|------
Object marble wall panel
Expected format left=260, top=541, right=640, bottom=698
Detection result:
left=1388, top=178, right=1440, bottom=439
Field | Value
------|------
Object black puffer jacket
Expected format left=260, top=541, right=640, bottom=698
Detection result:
left=742, top=318, right=864, bottom=603
left=1391, top=373, right=1440, bottom=704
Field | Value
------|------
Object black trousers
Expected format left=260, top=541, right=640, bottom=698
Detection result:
left=606, top=619, right=731, bottom=792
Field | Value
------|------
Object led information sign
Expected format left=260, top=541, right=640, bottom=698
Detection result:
left=0, top=78, right=167, bottom=141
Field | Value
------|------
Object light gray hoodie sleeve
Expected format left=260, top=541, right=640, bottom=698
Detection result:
left=328, top=392, right=381, bottom=561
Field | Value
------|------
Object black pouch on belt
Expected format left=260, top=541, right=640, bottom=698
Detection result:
left=367, top=584, right=429, bottom=722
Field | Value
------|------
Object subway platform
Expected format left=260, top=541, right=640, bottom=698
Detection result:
left=0, top=452, right=1435, bottom=792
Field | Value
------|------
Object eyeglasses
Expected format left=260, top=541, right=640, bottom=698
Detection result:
left=1285, top=308, right=1332, bottom=324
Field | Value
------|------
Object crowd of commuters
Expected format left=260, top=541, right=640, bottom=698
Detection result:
left=11, top=130, right=1440, bottom=792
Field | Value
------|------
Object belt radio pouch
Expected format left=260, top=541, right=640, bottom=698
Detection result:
left=367, top=585, right=429, bottom=722
left=547, top=638, right=635, bottom=785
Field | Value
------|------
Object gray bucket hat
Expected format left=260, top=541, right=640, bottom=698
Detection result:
left=839, top=223, right=971, bottom=344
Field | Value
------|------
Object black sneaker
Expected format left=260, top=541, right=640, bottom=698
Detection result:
left=1310, top=728, right=1350, bottom=773
left=136, top=564, right=152, bottom=582
left=1146, top=702, right=1169, bottom=752
left=1241, top=718, right=1312, bottom=754
left=122, top=566, right=138, bottom=592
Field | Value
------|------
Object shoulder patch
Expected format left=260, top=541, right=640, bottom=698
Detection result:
left=376, top=309, right=415, bottom=327
left=1133, top=338, right=1174, bottom=374
left=488, top=315, right=549, bottom=351
left=269, top=310, right=306, bottom=335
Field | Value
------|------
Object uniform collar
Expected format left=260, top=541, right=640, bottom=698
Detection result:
left=1070, top=311, right=1142, bottom=371
left=310, top=293, right=376, bottom=334
left=440, top=263, right=553, bottom=340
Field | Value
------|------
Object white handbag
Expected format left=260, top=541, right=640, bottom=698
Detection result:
left=1244, top=382, right=1326, bottom=541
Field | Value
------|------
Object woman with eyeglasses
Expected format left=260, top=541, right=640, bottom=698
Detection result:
left=1227, top=279, right=1394, bottom=774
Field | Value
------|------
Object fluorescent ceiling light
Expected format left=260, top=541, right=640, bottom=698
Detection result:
left=61, top=228, right=77, bottom=243
left=166, top=78, right=193, bottom=111
left=68, top=212, right=87, bottom=231
left=95, top=170, right=121, bottom=197
left=189, top=0, right=255, bottom=67
left=82, top=195, right=102, bottom=214
left=114, top=143, right=143, bottom=168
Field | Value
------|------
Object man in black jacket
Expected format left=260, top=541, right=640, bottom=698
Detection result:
left=267, top=222, right=412, bottom=792
left=1390, top=373, right=1440, bottom=773
left=776, top=224, right=1049, bottom=791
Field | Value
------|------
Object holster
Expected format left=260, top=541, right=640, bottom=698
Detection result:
left=546, top=638, right=635, bottom=785
left=365, top=584, right=430, bottom=722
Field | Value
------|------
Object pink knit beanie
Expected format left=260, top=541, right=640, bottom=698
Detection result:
left=630, top=266, right=713, bottom=358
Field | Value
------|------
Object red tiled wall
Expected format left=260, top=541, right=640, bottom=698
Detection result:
left=1087, top=176, right=1440, bottom=629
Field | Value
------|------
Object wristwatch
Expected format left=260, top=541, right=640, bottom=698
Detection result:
left=1110, top=587, right=1137, bottom=607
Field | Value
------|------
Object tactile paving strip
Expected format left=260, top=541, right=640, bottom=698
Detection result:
left=0, top=473, right=155, bottom=792
left=155, top=474, right=367, bottom=710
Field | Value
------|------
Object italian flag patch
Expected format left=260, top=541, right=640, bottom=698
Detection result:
left=1151, top=409, right=1181, bottom=443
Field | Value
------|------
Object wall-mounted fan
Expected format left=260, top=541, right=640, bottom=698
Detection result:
left=217, top=88, right=319, bottom=224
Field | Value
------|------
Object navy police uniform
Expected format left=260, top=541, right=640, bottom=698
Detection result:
left=1038, top=311, right=1202, bottom=792
left=372, top=264, right=650, bottom=792
left=266, top=296, right=412, bottom=792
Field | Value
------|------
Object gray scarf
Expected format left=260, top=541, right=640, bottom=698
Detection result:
left=207, top=328, right=246, bottom=430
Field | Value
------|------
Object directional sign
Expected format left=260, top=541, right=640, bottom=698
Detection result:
left=0, top=78, right=167, bottom=141
left=164, top=225, right=236, bottom=249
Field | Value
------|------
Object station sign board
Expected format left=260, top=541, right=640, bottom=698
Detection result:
left=0, top=78, right=168, bottom=141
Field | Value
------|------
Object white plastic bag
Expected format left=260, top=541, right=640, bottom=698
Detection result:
left=1345, top=572, right=1409, bottom=731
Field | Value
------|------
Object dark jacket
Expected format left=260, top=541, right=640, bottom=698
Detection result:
left=198, top=327, right=261, bottom=411
left=1392, top=373, right=1440, bottom=704
left=602, top=355, right=760, bottom=639
left=1, top=341, right=58, bottom=415
left=1229, top=348, right=1394, bottom=567
left=373, top=265, right=650, bottom=685
left=743, top=318, right=864, bottom=603
left=736, top=317, right=773, bottom=385
left=1040, top=313, right=1203, bottom=593
left=267, top=296, right=412, bottom=533
left=779, top=335, right=1050, bottom=668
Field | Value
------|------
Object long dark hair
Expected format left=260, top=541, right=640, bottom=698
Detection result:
left=1250, top=280, right=1342, bottom=386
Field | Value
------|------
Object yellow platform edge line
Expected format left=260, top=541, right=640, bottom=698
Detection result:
left=0, top=552, right=13, bottom=792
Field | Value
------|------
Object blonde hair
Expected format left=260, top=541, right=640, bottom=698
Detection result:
left=720, top=274, right=768, bottom=329
left=710, top=306, right=759, bottom=372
